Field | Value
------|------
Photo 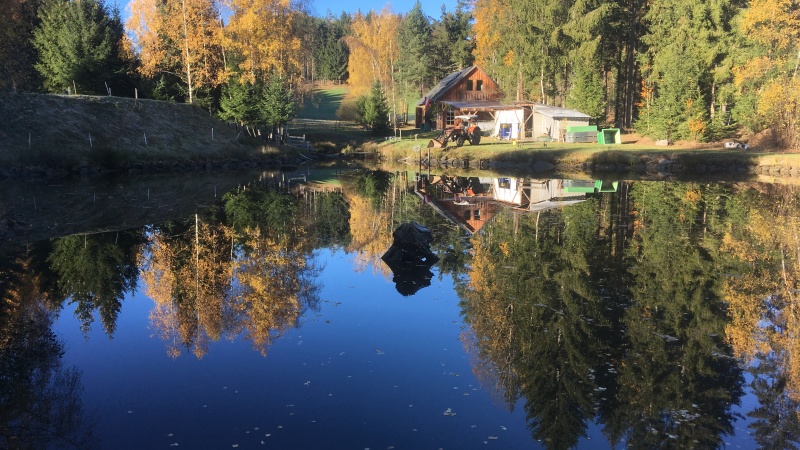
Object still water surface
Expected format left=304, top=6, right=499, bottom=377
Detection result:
left=1, top=168, right=795, bottom=448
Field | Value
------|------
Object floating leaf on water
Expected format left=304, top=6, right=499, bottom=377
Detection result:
left=127, top=411, right=133, bottom=414
left=232, top=445, right=238, bottom=448
left=168, top=433, right=174, bottom=437
left=443, top=408, right=457, bottom=416
left=488, top=436, right=498, bottom=440
left=501, top=426, right=507, bottom=431
left=170, top=444, right=178, bottom=447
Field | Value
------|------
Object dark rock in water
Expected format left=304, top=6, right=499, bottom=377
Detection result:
left=382, top=222, right=439, bottom=296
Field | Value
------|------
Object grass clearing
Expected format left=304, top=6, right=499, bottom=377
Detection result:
left=298, top=84, right=349, bottom=120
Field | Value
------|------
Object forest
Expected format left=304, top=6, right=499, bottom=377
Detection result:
left=1, top=0, right=798, bottom=147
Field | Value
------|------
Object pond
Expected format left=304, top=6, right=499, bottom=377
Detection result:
left=1, top=167, right=798, bottom=449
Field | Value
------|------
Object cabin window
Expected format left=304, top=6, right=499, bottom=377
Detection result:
left=466, top=80, right=474, bottom=91
left=463, top=210, right=471, bottom=220
left=476, top=80, right=483, bottom=91
left=446, top=109, right=454, bottom=126
left=473, top=209, right=481, bottom=220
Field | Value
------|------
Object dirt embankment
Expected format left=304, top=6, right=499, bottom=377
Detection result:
left=0, top=92, right=285, bottom=178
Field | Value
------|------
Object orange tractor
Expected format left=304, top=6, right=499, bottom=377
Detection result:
left=428, top=115, right=482, bottom=149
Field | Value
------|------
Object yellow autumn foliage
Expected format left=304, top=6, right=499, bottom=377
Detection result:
left=128, top=0, right=225, bottom=103
left=224, top=0, right=302, bottom=82
left=741, top=0, right=800, bottom=52
left=345, top=9, right=400, bottom=97
left=345, top=194, right=393, bottom=276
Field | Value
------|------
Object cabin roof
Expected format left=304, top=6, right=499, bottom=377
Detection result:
left=417, top=66, right=476, bottom=105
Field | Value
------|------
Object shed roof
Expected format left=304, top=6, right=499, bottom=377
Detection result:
left=417, top=66, right=476, bottom=105
left=534, top=104, right=592, bottom=120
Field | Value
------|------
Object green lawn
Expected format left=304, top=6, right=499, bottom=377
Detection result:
left=298, top=85, right=349, bottom=120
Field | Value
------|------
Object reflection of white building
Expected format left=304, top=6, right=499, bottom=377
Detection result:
left=416, top=174, right=617, bottom=234
left=492, top=178, right=604, bottom=211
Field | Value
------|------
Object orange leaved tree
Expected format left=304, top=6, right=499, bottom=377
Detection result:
left=128, top=0, right=225, bottom=103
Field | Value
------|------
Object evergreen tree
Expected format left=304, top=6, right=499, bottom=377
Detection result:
left=395, top=1, right=432, bottom=114
left=258, top=76, right=296, bottom=130
left=568, top=63, right=606, bottom=124
left=636, top=0, right=740, bottom=141
left=218, top=78, right=258, bottom=126
left=0, top=0, right=43, bottom=91
left=32, top=0, right=133, bottom=95
left=356, top=81, right=391, bottom=135
left=429, top=1, right=474, bottom=82
left=312, top=15, right=350, bottom=83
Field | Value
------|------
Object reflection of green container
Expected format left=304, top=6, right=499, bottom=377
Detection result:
left=563, top=180, right=619, bottom=193
left=598, top=128, right=621, bottom=145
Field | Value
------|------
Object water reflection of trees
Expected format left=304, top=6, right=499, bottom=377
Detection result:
left=49, top=231, right=144, bottom=336
left=142, top=186, right=322, bottom=358
left=0, top=257, right=97, bottom=449
left=459, top=182, right=778, bottom=448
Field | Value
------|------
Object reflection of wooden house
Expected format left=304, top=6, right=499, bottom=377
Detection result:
left=415, top=174, right=500, bottom=234
left=415, top=66, right=504, bottom=130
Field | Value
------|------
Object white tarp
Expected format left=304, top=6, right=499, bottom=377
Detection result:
left=492, top=109, right=524, bottom=139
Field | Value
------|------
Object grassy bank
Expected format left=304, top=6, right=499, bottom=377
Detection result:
left=374, top=130, right=800, bottom=172
left=0, top=92, right=285, bottom=175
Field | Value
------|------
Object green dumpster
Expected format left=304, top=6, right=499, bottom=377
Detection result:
left=598, top=128, right=621, bottom=145
left=565, top=125, right=598, bottom=143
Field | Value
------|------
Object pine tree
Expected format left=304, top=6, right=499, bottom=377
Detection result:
left=357, top=80, right=390, bottom=135
left=0, top=0, right=43, bottom=91
left=32, top=0, right=132, bottom=95
left=396, top=1, right=432, bottom=113
left=258, top=76, right=296, bottom=129
left=429, top=1, right=474, bottom=82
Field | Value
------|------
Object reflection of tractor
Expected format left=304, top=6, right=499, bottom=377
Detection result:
left=428, top=115, right=482, bottom=149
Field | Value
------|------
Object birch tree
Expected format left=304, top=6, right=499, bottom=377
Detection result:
left=128, top=0, right=225, bottom=103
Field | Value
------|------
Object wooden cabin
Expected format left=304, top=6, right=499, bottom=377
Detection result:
left=415, top=66, right=504, bottom=130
